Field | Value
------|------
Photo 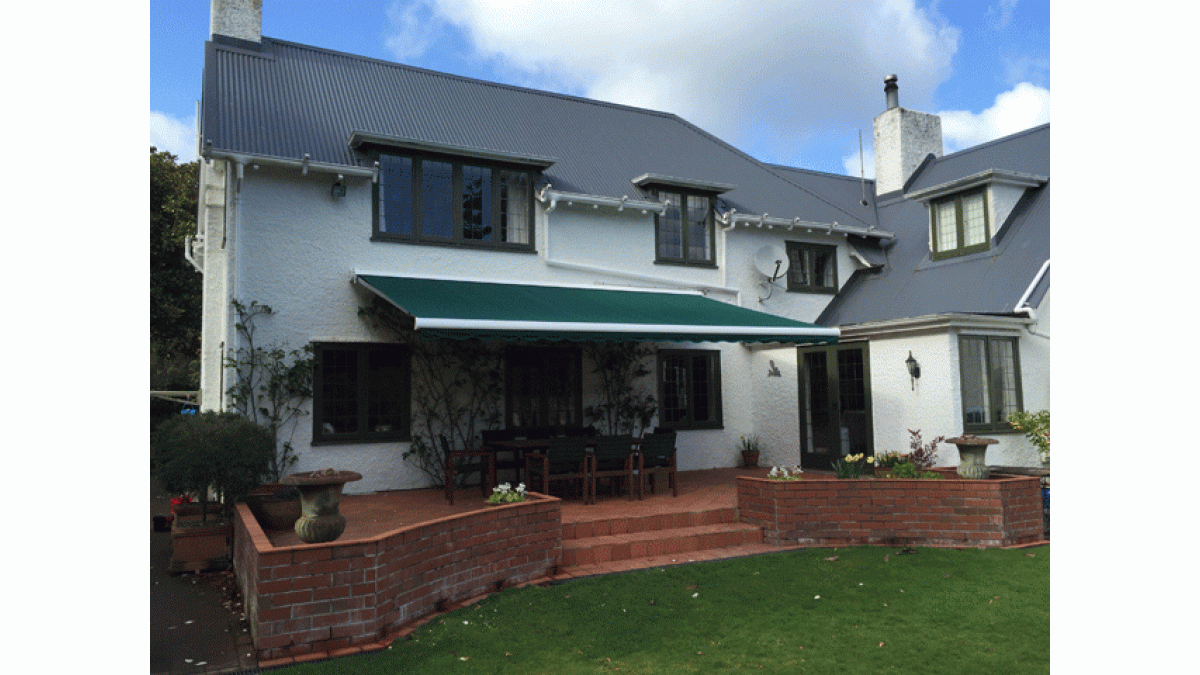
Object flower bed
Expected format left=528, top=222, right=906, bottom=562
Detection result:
left=737, top=470, right=1043, bottom=548
left=232, top=493, right=561, bottom=665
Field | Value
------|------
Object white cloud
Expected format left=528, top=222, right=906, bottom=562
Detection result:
left=385, top=0, right=443, bottom=60
left=938, top=82, right=1050, bottom=152
left=986, top=0, right=1019, bottom=29
left=150, top=111, right=197, bottom=163
left=406, top=0, right=959, bottom=163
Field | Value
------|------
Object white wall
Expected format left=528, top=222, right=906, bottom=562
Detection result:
left=201, top=162, right=855, bottom=493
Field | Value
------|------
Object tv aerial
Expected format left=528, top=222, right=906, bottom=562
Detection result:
left=754, top=245, right=789, bottom=302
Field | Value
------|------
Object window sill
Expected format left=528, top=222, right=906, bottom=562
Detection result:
left=786, top=287, right=837, bottom=295
left=312, top=434, right=412, bottom=446
left=370, top=235, right=537, bottom=253
left=654, top=259, right=718, bottom=269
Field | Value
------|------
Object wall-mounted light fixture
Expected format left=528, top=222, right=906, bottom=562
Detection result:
left=905, top=351, right=920, bottom=390
left=330, top=174, right=346, bottom=199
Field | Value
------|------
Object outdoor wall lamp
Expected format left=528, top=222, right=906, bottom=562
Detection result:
left=330, top=175, right=346, bottom=199
left=905, top=351, right=920, bottom=390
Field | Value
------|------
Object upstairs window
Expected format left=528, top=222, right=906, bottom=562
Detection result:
left=653, top=190, right=714, bottom=266
left=375, top=153, right=533, bottom=249
left=785, top=242, right=838, bottom=294
left=931, top=189, right=989, bottom=260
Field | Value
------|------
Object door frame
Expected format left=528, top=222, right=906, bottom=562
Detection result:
left=797, top=341, right=873, bottom=470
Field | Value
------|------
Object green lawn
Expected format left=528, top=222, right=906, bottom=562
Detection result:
left=274, top=545, right=1049, bottom=674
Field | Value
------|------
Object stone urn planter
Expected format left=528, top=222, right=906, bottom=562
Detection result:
left=945, top=434, right=998, bottom=479
left=282, top=470, right=362, bottom=543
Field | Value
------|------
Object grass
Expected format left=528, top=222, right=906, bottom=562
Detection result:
left=272, top=545, right=1048, bottom=674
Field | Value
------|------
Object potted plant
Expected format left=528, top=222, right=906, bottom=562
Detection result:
left=152, top=412, right=274, bottom=572
left=1007, top=409, right=1050, bottom=468
left=738, top=435, right=762, bottom=468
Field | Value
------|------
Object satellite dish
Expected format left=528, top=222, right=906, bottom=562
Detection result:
left=754, top=245, right=790, bottom=281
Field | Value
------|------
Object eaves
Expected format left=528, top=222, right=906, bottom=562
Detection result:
left=837, top=313, right=1033, bottom=340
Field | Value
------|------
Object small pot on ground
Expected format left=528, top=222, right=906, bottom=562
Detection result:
left=283, top=470, right=362, bottom=543
left=741, top=450, right=760, bottom=468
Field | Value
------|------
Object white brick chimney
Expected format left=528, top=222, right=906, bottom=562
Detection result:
left=211, top=0, right=262, bottom=43
left=872, top=75, right=942, bottom=196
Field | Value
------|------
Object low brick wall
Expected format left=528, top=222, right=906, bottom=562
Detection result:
left=737, top=470, right=1042, bottom=548
left=233, top=494, right=561, bottom=663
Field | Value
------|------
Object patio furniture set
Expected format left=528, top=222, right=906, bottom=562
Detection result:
left=444, top=427, right=678, bottom=505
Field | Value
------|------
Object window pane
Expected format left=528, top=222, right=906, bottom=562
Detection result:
left=420, top=160, right=454, bottom=238
left=686, top=195, right=711, bottom=262
left=320, top=348, right=360, bottom=435
left=960, top=337, right=988, bottom=426
left=962, top=192, right=987, bottom=247
left=690, top=355, right=712, bottom=422
left=657, top=193, right=683, bottom=260
left=989, top=338, right=1019, bottom=423
left=660, top=355, right=687, bottom=424
left=379, top=155, right=413, bottom=236
left=935, top=200, right=958, bottom=252
left=814, top=249, right=834, bottom=288
left=366, top=348, right=408, bottom=433
left=506, top=347, right=580, bottom=428
left=499, top=170, right=530, bottom=244
left=461, top=164, right=492, bottom=241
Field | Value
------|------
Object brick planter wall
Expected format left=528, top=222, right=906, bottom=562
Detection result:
left=233, top=494, right=561, bottom=664
left=737, top=471, right=1042, bottom=548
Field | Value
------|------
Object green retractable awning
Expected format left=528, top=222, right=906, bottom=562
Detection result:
left=355, top=274, right=838, bottom=344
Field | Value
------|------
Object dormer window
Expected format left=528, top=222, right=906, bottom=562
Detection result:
left=931, top=189, right=989, bottom=260
left=653, top=190, right=714, bottom=266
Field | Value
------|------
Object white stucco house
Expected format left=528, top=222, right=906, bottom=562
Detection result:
left=190, top=2, right=1048, bottom=494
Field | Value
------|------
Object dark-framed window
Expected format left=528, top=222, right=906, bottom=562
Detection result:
left=505, top=345, right=582, bottom=429
left=313, top=343, right=411, bottom=443
left=374, top=152, right=534, bottom=249
left=652, top=189, right=715, bottom=266
left=785, top=241, right=838, bottom=293
left=657, top=349, right=723, bottom=430
left=931, top=189, right=990, bottom=260
left=958, top=335, right=1022, bottom=433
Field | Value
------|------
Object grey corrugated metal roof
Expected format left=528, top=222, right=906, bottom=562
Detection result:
left=817, top=125, right=1050, bottom=327
left=201, top=36, right=873, bottom=229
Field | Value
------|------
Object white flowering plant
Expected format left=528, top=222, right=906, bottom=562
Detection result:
left=767, top=466, right=803, bottom=481
left=486, top=482, right=527, bottom=505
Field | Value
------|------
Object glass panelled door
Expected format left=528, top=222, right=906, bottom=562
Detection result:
left=798, top=344, right=872, bottom=470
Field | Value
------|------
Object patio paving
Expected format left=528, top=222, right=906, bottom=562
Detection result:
left=261, top=466, right=780, bottom=547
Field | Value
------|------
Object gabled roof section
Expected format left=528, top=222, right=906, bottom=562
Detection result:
left=200, top=36, right=875, bottom=229
left=817, top=125, right=1050, bottom=327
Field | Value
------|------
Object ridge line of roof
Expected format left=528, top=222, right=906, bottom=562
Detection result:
left=252, top=36, right=687, bottom=122
left=933, top=122, right=1050, bottom=163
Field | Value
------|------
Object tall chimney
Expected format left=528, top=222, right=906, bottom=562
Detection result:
left=872, top=75, right=942, bottom=196
left=211, top=0, right=262, bottom=43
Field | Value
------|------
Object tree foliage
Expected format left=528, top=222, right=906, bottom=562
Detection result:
left=583, top=342, right=657, bottom=436
left=150, top=147, right=201, bottom=390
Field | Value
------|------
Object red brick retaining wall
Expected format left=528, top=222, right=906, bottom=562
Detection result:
left=232, top=494, right=561, bottom=663
left=737, top=471, right=1042, bottom=548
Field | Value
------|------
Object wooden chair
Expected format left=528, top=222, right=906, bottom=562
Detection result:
left=481, top=428, right=523, bottom=485
left=591, top=435, right=638, bottom=501
left=442, top=435, right=495, bottom=505
left=526, top=435, right=592, bottom=504
left=638, top=431, right=678, bottom=498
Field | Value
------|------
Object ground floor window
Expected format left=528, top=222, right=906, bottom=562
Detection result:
left=313, top=343, right=411, bottom=443
left=959, top=335, right=1022, bottom=433
left=505, top=345, right=582, bottom=429
left=657, top=349, right=722, bottom=430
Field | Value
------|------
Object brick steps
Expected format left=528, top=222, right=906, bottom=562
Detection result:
left=558, top=507, right=767, bottom=570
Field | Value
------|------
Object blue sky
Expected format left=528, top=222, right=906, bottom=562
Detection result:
left=150, top=0, right=1049, bottom=176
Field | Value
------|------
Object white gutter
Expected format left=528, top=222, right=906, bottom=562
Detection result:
left=538, top=187, right=665, bottom=215
left=719, top=212, right=894, bottom=240
left=1014, top=259, right=1051, bottom=339
left=415, top=317, right=840, bottom=339
left=202, top=146, right=378, bottom=182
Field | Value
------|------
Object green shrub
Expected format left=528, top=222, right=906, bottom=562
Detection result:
left=888, top=462, right=918, bottom=478
left=919, top=471, right=944, bottom=480
left=152, top=411, right=274, bottom=522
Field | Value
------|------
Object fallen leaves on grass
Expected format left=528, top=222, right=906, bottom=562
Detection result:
left=823, top=555, right=839, bottom=561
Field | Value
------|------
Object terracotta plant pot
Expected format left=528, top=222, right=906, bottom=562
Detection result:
left=246, top=483, right=302, bottom=531
left=741, top=451, right=760, bottom=468
left=283, top=470, right=363, bottom=543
